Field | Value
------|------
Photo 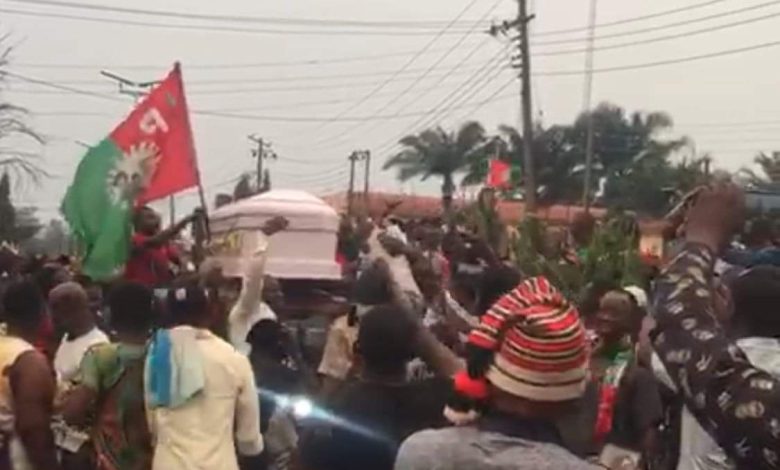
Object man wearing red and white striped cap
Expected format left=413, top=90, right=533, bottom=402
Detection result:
left=395, top=276, right=598, bottom=470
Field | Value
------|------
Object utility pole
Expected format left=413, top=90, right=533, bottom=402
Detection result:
left=363, top=150, right=371, bottom=200
left=517, top=0, right=537, bottom=213
left=491, top=1, right=537, bottom=213
left=581, top=0, right=599, bottom=212
left=347, top=151, right=361, bottom=216
left=248, top=135, right=277, bottom=193
left=100, top=70, right=181, bottom=224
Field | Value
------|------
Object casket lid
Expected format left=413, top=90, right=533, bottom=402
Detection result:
left=210, top=190, right=338, bottom=232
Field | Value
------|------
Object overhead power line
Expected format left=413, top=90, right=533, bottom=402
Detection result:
left=192, top=82, right=516, bottom=123
left=26, top=61, right=502, bottom=87
left=13, top=44, right=491, bottom=71
left=8, top=39, right=780, bottom=124
left=534, top=0, right=731, bottom=36
left=534, top=10, right=780, bottom=57
left=532, top=0, right=780, bottom=46
left=337, top=45, right=512, bottom=152
left=311, top=0, right=503, bottom=146
left=6, top=0, right=488, bottom=29
left=0, top=7, right=479, bottom=37
left=535, top=38, right=780, bottom=76
left=6, top=65, right=511, bottom=95
left=304, top=0, right=489, bottom=136
left=372, top=54, right=514, bottom=156
left=4, top=0, right=739, bottom=37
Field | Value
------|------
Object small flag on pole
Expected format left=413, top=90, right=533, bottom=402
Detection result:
left=62, top=64, right=199, bottom=280
left=487, top=159, right=511, bottom=189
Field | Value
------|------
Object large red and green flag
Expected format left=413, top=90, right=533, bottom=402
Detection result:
left=62, top=64, right=199, bottom=280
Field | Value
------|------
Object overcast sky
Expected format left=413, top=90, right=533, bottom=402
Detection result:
left=2, top=0, right=780, bottom=221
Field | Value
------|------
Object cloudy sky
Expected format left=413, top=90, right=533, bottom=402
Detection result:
left=2, top=0, right=780, bottom=221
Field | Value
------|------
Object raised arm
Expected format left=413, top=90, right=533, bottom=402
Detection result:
left=382, top=260, right=464, bottom=377
left=230, top=216, right=288, bottom=320
left=652, top=183, right=780, bottom=468
left=135, top=210, right=200, bottom=251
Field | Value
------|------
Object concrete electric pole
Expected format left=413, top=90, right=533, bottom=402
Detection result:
left=491, top=0, right=537, bottom=213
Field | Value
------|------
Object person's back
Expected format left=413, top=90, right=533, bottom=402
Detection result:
left=149, top=326, right=259, bottom=470
left=0, top=281, right=61, bottom=470
left=299, top=305, right=449, bottom=470
left=146, top=284, right=262, bottom=470
left=0, top=334, right=36, bottom=469
left=397, top=422, right=596, bottom=470
left=319, top=377, right=448, bottom=470
left=395, top=277, right=598, bottom=470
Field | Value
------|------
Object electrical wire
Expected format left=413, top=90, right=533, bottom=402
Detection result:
left=303, top=0, right=490, bottom=136
left=369, top=49, right=514, bottom=155
left=13, top=44, right=492, bottom=71
left=327, top=44, right=512, bottom=151
left=310, top=9, right=502, bottom=146
left=9, top=39, right=780, bottom=126
left=28, top=61, right=503, bottom=87
left=534, top=10, right=780, bottom=57
left=536, top=38, right=780, bottom=76
left=534, top=0, right=732, bottom=36
left=531, top=0, right=780, bottom=47
left=0, top=6, right=481, bottom=37
left=6, top=0, right=488, bottom=30
left=6, top=70, right=504, bottom=95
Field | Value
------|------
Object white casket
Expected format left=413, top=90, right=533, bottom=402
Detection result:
left=209, top=190, right=341, bottom=280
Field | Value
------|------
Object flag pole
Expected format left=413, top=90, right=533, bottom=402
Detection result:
left=175, top=62, right=211, bottom=242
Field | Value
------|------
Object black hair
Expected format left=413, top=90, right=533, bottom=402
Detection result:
left=744, top=218, right=774, bottom=248
left=352, top=262, right=393, bottom=306
left=2, top=280, right=46, bottom=333
left=356, top=305, right=417, bottom=376
left=133, top=205, right=154, bottom=228
left=731, top=266, right=780, bottom=338
left=475, top=265, right=522, bottom=315
left=165, top=282, right=209, bottom=326
left=446, top=272, right=525, bottom=420
left=108, top=281, right=155, bottom=335
left=246, top=319, right=288, bottom=361
left=35, top=263, right=69, bottom=297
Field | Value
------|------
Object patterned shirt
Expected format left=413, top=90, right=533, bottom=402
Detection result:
left=653, top=243, right=780, bottom=469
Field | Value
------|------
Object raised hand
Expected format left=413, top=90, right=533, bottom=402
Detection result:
left=261, top=216, right=289, bottom=236
left=684, top=182, right=745, bottom=253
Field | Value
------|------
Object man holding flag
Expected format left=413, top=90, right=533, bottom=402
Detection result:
left=125, top=205, right=201, bottom=287
left=62, top=64, right=204, bottom=281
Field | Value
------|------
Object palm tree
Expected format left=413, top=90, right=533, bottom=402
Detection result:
left=384, top=121, right=487, bottom=226
left=463, top=124, right=582, bottom=205
left=739, top=151, right=780, bottom=190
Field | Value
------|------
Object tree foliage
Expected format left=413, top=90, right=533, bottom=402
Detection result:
left=0, top=172, right=42, bottom=244
left=384, top=121, right=488, bottom=222
left=739, top=151, right=780, bottom=190
left=0, top=38, right=45, bottom=185
left=384, top=103, right=706, bottom=216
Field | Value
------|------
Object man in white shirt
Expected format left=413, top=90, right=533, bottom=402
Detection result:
left=227, top=216, right=288, bottom=356
left=146, top=283, right=263, bottom=470
left=49, top=282, right=109, bottom=382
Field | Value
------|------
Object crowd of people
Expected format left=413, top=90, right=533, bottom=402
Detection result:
left=0, top=182, right=779, bottom=470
